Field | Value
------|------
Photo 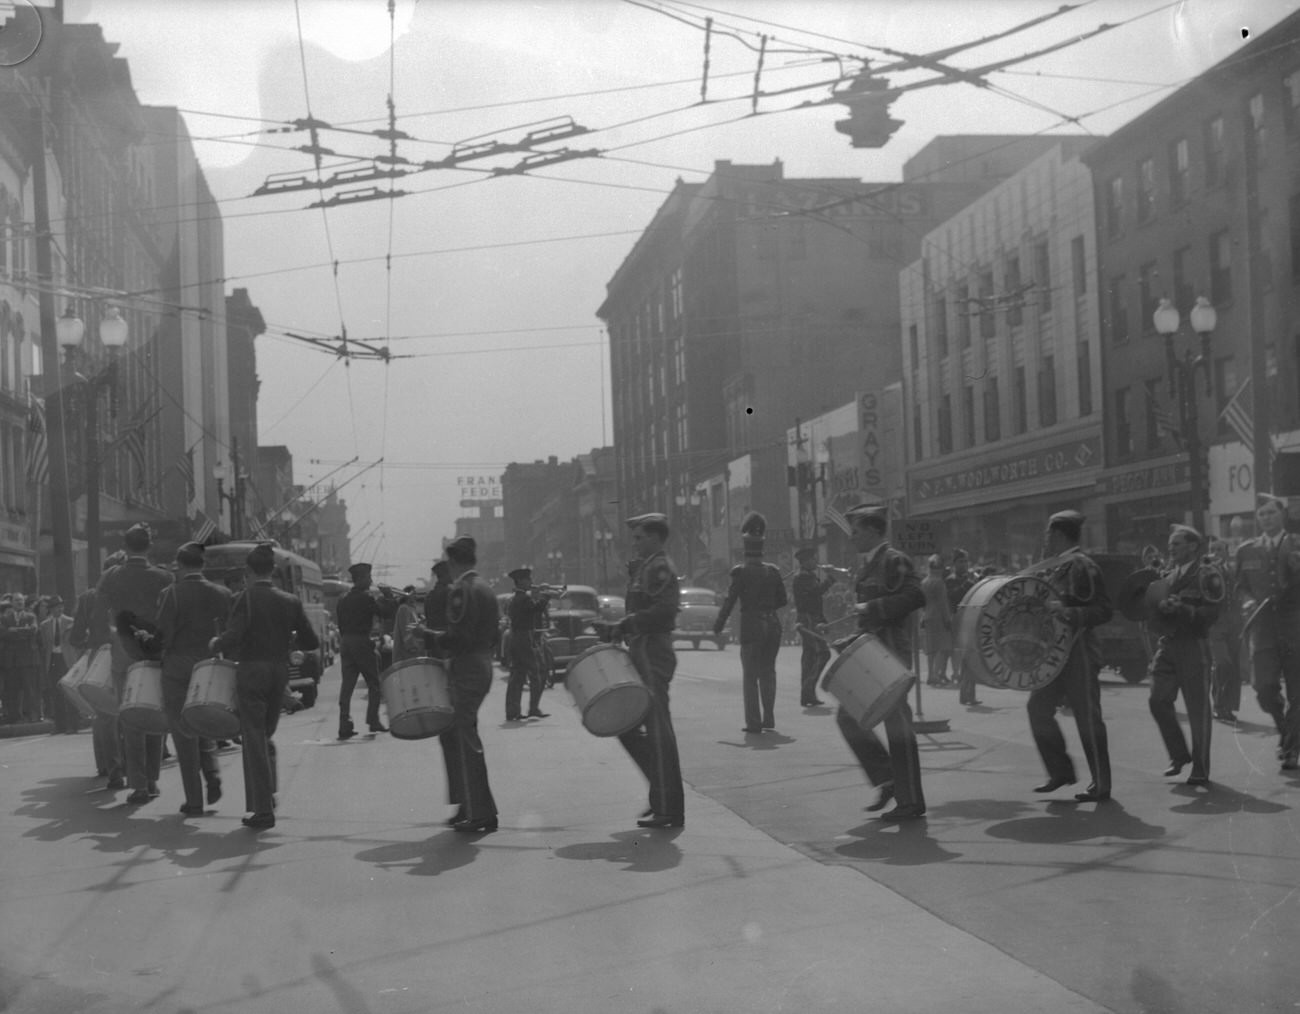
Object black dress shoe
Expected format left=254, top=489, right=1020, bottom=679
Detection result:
left=147, top=783, right=161, bottom=798
left=761, top=721, right=775, bottom=730
left=1282, top=754, right=1299, bottom=771
left=802, top=698, right=824, bottom=707
left=452, top=816, right=498, bottom=833
left=865, top=783, right=895, bottom=812
left=106, top=777, right=126, bottom=790
left=636, top=813, right=684, bottom=828
left=125, top=789, right=151, bottom=805
left=880, top=804, right=926, bottom=821
left=443, top=810, right=467, bottom=827
left=1163, top=760, right=1188, bottom=777
left=242, top=813, right=275, bottom=829
left=1033, top=776, right=1076, bottom=793
left=179, top=804, right=205, bottom=816
left=505, top=715, right=524, bottom=722
left=205, top=778, right=222, bottom=805
left=369, top=722, right=388, bottom=733
left=338, top=728, right=356, bottom=741
left=742, top=726, right=762, bottom=734
left=1074, top=787, right=1111, bottom=802
left=526, top=710, right=550, bottom=718
left=1186, top=775, right=1210, bottom=787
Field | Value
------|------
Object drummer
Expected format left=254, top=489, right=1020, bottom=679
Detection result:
left=834, top=504, right=927, bottom=821
left=1026, top=510, right=1114, bottom=803
left=154, top=541, right=231, bottom=816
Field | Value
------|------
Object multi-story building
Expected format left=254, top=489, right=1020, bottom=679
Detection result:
left=901, top=139, right=1105, bottom=564
left=1082, top=9, right=1300, bottom=549
left=501, top=456, right=575, bottom=574
left=224, top=287, right=264, bottom=525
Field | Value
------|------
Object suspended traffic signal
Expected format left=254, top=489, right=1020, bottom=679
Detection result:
left=832, top=76, right=903, bottom=149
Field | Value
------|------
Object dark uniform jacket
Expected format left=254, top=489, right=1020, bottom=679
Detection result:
left=944, top=570, right=977, bottom=612
left=853, top=542, right=925, bottom=663
left=792, top=569, right=834, bottom=627
left=1039, top=547, right=1113, bottom=667
left=1148, top=558, right=1222, bottom=640
left=95, top=556, right=173, bottom=631
left=716, top=561, right=787, bottom=643
left=437, top=572, right=499, bottom=655
left=1235, top=532, right=1300, bottom=642
left=156, top=573, right=234, bottom=660
left=336, top=587, right=384, bottom=638
left=423, top=579, right=451, bottom=653
left=69, top=588, right=110, bottom=652
left=215, top=579, right=319, bottom=664
left=623, top=550, right=680, bottom=637
left=507, top=591, right=547, bottom=661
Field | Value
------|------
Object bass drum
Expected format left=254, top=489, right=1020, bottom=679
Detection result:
left=953, top=574, right=1075, bottom=692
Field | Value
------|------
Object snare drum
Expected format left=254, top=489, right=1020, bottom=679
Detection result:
left=381, top=658, right=454, bottom=739
left=56, top=652, right=98, bottom=720
left=820, top=633, right=915, bottom=730
left=119, top=661, right=168, bottom=733
left=565, top=644, right=651, bottom=737
left=75, top=645, right=119, bottom=716
left=182, top=659, right=241, bottom=739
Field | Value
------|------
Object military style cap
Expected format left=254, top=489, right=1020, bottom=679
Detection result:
left=348, top=562, right=372, bottom=579
left=951, top=548, right=969, bottom=561
left=845, top=503, right=888, bottom=531
left=794, top=546, right=818, bottom=561
left=739, top=511, right=767, bottom=537
left=123, top=522, right=153, bottom=550
left=1048, top=509, right=1085, bottom=541
left=625, top=512, right=668, bottom=528
left=1257, top=493, right=1287, bottom=510
left=431, top=559, right=450, bottom=578
left=175, top=541, right=206, bottom=567
left=247, top=542, right=277, bottom=569
left=446, top=536, right=476, bottom=554
left=46, top=595, right=63, bottom=607
left=508, top=566, right=532, bottom=581
left=1169, top=523, right=1202, bottom=544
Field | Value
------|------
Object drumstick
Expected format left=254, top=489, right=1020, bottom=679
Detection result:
left=796, top=624, right=830, bottom=644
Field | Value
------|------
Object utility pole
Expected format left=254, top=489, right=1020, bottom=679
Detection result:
left=231, top=435, right=245, bottom=539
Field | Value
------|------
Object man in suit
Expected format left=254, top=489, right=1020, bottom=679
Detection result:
left=1234, top=493, right=1300, bottom=771
left=39, top=596, right=78, bottom=734
left=946, top=550, right=979, bottom=703
left=155, top=541, right=231, bottom=816
left=429, top=536, right=500, bottom=833
left=714, top=512, right=788, bottom=732
left=1146, top=524, right=1222, bottom=785
left=335, top=561, right=391, bottom=739
left=503, top=566, right=550, bottom=722
left=1026, top=510, right=1115, bottom=803
left=213, top=542, right=320, bottom=830
left=94, top=524, right=173, bottom=804
left=832, top=504, right=927, bottom=821
left=791, top=546, right=835, bottom=707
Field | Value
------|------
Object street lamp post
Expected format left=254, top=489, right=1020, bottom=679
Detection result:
left=675, top=488, right=702, bottom=582
left=58, top=305, right=129, bottom=587
left=1153, top=296, right=1217, bottom=535
left=596, top=530, right=615, bottom=592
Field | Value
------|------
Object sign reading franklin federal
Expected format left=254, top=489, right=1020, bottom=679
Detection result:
left=957, top=575, right=1073, bottom=692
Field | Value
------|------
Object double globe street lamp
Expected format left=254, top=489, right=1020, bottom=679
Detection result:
left=1152, top=295, right=1217, bottom=534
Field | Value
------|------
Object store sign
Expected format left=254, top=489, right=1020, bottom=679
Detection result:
left=1095, top=458, right=1190, bottom=498
left=894, top=519, right=938, bottom=556
left=911, top=435, right=1100, bottom=504
left=457, top=475, right=501, bottom=500
left=0, top=522, right=33, bottom=551
left=858, top=392, right=885, bottom=496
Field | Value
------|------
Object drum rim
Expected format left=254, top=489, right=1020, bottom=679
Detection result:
left=577, top=681, right=651, bottom=736
left=565, top=641, right=635, bottom=681
left=852, top=673, right=916, bottom=728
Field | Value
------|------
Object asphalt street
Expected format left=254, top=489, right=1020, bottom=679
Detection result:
left=0, top=644, right=1296, bottom=1014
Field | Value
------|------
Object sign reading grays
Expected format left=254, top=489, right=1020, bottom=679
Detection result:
left=457, top=475, right=501, bottom=501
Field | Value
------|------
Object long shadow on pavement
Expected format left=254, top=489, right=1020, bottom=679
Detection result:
left=1167, top=782, right=1290, bottom=815
left=354, top=832, right=481, bottom=877
left=716, top=731, right=796, bottom=751
left=553, top=828, right=683, bottom=872
left=834, top=819, right=963, bottom=866
left=985, top=799, right=1166, bottom=844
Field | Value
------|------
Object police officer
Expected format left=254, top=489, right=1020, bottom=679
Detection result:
left=1147, top=524, right=1222, bottom=786
left=714, top=512, right=788, bottom=732
left=213, top=542, right=320, bottom=830
left=94, top=524, right=173, bottom=804
left=1234, top=493, right=1300, bottom=770
left=616, top=513, right=686, bottom=829
left=429, top=536, right=500, bottom=833
left=791, top=546, right=835, bottom=707
left=335, top=561, right=391, bottom=739
left=503, top=566, right=550, bottom=722
left=154, top=541, right=230, bottom=815
left=1026, top=510, right=1114, bottom=803
left=834, top=504, right=927, bottom=821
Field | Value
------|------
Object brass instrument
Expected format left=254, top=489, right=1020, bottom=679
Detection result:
left=533, top=583, right=567, bottom=598
left=822, top=565, right=853, bottom=580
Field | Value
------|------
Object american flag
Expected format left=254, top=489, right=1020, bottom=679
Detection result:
left=192, top=511, right=216, bottom=544
left=24, top=392, right=48, bottom=486
left=116, top=426, right=148, bottom=491
left=822, top=500, right=851, bottom=535
left=1219, top=378, right=1255, bottom=455
left=178, top=444, right=196, bottom=503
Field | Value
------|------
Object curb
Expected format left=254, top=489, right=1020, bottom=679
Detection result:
left=0, top=719, right=56, bottom=739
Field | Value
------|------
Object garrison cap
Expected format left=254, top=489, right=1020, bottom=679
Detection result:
left=123, top=522, right=152, bottom=551
left=508, top=566, right=533, bottom=582
left=1257, top=493, right=1287, bottom=511
left=739, top=511, right=767, bottom=537
left=1047, top=509, right=1085, bottom=541
left=625, top=512, right=668, bottom=528
left=1169, top=523, right=1203, bottom=544
left=348, top=562, right=372, bottom=579
left=247, top=542, right=277, bottom=570
left=175, top=541, right=206, bottom=567
left=845, top=503, right=888, bottom=531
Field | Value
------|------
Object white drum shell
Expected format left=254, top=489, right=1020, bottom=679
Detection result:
left=75, top=646, right=119, bottom=716
left=821, top=634, right=915, bottom=730
left=381, top=658, right=454, bottom=740
left=183, top=659, right=241, bottom=739
left=565, top=644, right=651, bottom=737
left=56, top=652, right=97, bottom=720
left=119, top=661, right=169, bottom=734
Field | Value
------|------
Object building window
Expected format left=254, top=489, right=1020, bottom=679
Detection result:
left=913, top=402, right=923, bottom=460
left=956, top=283, right=971, bottom=348
left=1014, top=365, right=1027, bottom=434
left=1071, top=235, right=1087, bottom=296
left=963, top=385, right=976, bottom=447
left=938, top=394, right=953, bottom=454
left=1108, top=275, right=1129, bottom=343
left=1215, top=357, right=1237, bottom=437
left=1169, top=137, right=1189, bottom=206
left=1005, top=254, right=1023, bottom=327
left=1078, top=340, right=1093, bottom=416
left=978, top=270, right=995, bottom=339
left=1136, top=157, right=1156, bottom=223
left=1039, top=355, right=1057, bottom=427
left=934, top=295, right=949, bottom=357
left=1105, top=176, right=1123, bottom=239
left=1248, top=92, right=1266, bottom=158
left=1172, top=245, right=1193, bottom=312
left=1205, top=116, right=1225, bottom=187
left=1115, top=387, right=1132, bottom=458
left=984, top=376, right=1001, bottom=443
left=669, top=268, right=683, bottom=320
left=1144, top=378, right=1162, bottom=452
left=1034, top=240, right=1051, bottom=313
left=908, top=323, right=919, bottom=370
left=1138, top=261, right=1159, bottom=335
left=1210, top=229, right=1232, bottom=305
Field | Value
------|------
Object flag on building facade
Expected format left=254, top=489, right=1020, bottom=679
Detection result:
left=192, top=512, right=216, bottom=544
left=1220, top=378, right=1255, bottom=454
left=178, top=444, right=196, bottom=503
left=24, top=392, right=48, bottom=487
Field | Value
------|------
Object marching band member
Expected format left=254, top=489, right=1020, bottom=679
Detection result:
left=714, top=512, right=787, bottom=732
left=1205, top=537, right=1243, bottom=723
left=503, top=566, right=551, bottom=722
left=155, top=541, right=230, bottom=815
left=422, top=560, right=451, bottom=658
left=945, top=550, right=979, bottom=704
left=1026, top=510, right=1114, bottom=803
left=615, top=513, right=685, bottom=829
left=791, top=546, right=836, bottom=707
left=1146, top=525, right=1222, bottom=786
left=335, top=562, right=392, bottom=739
left=390, top=586, right=424, bottom=665
left=1234, top=493, right=1300, bottom=771
left=835, top=504, right=927, bottom=821
left=428, top=537, right=500, bottom=834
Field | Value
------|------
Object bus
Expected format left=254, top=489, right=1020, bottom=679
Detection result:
left=200, top=541, right=331, bottom=706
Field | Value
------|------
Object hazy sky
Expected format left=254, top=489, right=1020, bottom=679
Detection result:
left=64, top=0, right=1292, bottom=585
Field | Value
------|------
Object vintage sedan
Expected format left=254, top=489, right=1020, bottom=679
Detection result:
left=543, top=585, right=603, bottom=676
left=674, top=586, right=728, bottom=650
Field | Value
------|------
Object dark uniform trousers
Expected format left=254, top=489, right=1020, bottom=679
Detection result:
left=339, top=633, right=382, bottom=728
left=111, top=639, right=163, bottom=792
left=1149, top=637, right=1213, bottom=780
left=799, top=633, right=830, bottom=704
left=505, top=637, right=544, bottom=719
left=160, top=654, right=220, bottom=810
left=1250, top=613, right=1300, bottom=756
left=236, top=660, right=289, bottom=816
left=618, top=632, right=685, bottom=819
left=740, top=616, right=782, bottom=728
left=439, top=649, right=497, bottom=822
left=834, top=644, right=925, bottom=811
left=1027, top=647, right=1111, bottom=793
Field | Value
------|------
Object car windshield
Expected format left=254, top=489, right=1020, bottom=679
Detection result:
left=680, top=590, right=716, bottom=606
left=555, top=591, right=599, bottom=612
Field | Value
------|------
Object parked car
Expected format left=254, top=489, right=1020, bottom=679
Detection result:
left=674, top=586, right=728, bottom=650
left=598, top=595, right=626, bottom=622
left=287, top=640, right=322, bottom=708
left=543, top=585, right=602, bottom=676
